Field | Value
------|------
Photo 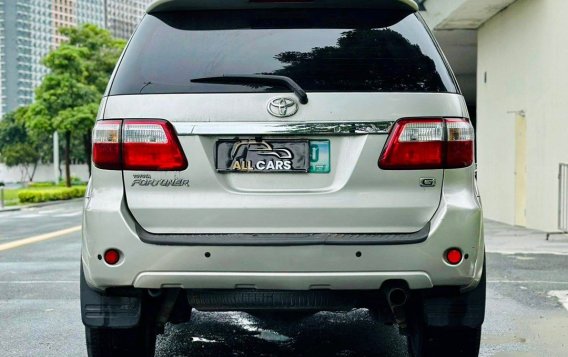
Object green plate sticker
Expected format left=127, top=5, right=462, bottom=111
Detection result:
left=309, top=140, right=331, bottom=173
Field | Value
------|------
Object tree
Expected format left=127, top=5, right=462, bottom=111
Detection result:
left=25, top=24, right=125, bottom=187
left=0, top=107, right=43, bottom=182
left=272, top=29, right=445, bottom=92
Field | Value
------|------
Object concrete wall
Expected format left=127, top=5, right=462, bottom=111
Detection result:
left=0, top=163, right=89, bottom=184
left=477, top=0, right=568, bottom=231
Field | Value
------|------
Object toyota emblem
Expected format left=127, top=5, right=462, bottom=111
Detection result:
left=267, top=97, right=299, bottom=118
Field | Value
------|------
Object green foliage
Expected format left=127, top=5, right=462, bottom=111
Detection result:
left=0, top=143, right=39, bottom=167
left=18, top=186, right=87, bottom=203
left=0, top=107, right=47, bottom=181
left=56, top=176, right=85, bottom=186
left=0, top=108, right=28, bottom=150
left=60, top=25, right=126, bottom=93
left=27, top=182, right=56, bottom=188
left=23, top=24, right=125, bottom=186
left=27, top=178, right=85, bottom=188
left=53, top=103, right=99, bottom=135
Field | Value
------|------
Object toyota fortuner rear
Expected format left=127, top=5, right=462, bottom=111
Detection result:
left=81, top=1, right=485, bottom=356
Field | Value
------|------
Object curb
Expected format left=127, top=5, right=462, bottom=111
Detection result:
left=0, top=197, right=84, bottom=213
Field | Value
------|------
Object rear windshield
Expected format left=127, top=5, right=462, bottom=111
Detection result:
left=109, top=9, right=458, bottom=95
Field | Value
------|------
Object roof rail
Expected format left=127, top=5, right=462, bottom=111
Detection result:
left=147, top=0, right=419, bottom=13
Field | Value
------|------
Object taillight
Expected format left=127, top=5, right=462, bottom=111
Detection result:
left=445, top=119, right=475, bottom=169
left=92, top=120, right=121, bottom=170
left=122, top=120, right=187, bottom=171
left=92, top=120, right=187, bottom=171
left=379, top=118, right=474, bottom=170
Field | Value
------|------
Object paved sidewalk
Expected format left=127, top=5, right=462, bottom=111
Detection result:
left=485, top=219, right=568, bottom=255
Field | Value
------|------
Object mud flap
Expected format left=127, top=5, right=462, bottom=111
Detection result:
left=80, top=265, right=142, bottom=328
left=420, top=265, right=486, bottom=328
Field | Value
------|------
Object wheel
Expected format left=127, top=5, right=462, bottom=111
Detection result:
left=407, top=324, right=481, bottom=357
left=85, top=303, right=157, bottom=357
left=407, top=260, right=486, bottom=357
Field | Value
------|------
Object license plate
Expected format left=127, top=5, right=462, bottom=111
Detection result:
left=216, top=139, right=330, bottom=173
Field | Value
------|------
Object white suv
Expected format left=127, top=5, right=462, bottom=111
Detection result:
left=81, top=1, right=485, bottom=356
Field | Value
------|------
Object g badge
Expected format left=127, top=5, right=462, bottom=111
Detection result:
left=420, top=178, right=437, bottom=187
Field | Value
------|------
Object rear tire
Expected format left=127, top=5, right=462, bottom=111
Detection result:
left=85, top=303, right=157, bottom=357
left=407, top=324, right=481, bottom=357
left=407, top=260, right=485, bottom=357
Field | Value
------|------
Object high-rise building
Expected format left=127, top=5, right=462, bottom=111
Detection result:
left=0, top=0, right=152, bottom=118
left=105, top=0, right=150, bottom=40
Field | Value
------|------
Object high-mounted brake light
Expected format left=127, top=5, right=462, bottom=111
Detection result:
left=378, top=118, right=474, bottom=170
left=92, top=120, right=187, bottom=171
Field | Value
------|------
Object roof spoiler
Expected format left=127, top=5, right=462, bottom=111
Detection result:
left=147, top=0, right=419, bottom=13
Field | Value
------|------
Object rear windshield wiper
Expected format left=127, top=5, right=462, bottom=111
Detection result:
left=191, top=74, right=309, bottom=104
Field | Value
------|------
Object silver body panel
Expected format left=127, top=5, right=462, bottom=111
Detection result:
left=82, top=166, right=484, bottom=290
left=104, top=93, right=466, bottom=123
left=83, top=6, right=484, bottom=294
left=105, top=93, right=466, bottom=234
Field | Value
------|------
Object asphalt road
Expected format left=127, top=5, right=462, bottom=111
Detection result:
left=1, top=201, right=568, bottom=356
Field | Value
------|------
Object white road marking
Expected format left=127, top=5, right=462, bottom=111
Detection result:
left=548, top=291, right=568, bottom=311
left=486, top=249, right=568, bottom=256
left=54, top=212, right=82, bottom=218
left=36, top=209, right=64, bottom=214
left=489, top=280, right=568, bottom=284
left=12, top=214, right=42, bottom=219
left=512, top=256, right=535, bottom=260
left=0, top=225, right=81, bottom=252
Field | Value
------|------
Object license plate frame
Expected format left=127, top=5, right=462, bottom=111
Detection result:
left=215, top=138, right=331, bottom=174
left=216, top=139, right=311, bottom=173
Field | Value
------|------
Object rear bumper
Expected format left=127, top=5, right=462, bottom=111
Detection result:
left=82, top=169, right=484, bottom=292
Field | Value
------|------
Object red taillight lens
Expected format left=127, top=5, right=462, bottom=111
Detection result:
left=379, top=119, right=444, bottom=170
left=122, top=120, right=187, bottom=171
left=445, top=119, right=475, bottom=168
left=92, top=120, right=187, bottom=171
left=92, top=120, right=122, bottom=170
left=379, top=118, right=474, bottom=170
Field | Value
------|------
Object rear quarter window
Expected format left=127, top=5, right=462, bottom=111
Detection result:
left=110, top=9, right=458, bottom=95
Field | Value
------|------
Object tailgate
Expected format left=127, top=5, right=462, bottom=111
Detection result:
left=105, top=93, right=467, bottom=234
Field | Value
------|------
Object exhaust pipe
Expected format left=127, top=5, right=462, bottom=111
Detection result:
left=387, top=287, right=408, bottom=307
left=385, top=287, right=409, bottom=331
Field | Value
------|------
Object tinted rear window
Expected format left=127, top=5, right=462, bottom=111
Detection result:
left=110, top=10, right=457, bottom=95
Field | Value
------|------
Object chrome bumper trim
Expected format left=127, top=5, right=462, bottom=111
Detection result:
left=135, top=222, right=429, bottom=246
left=172, top=121, right=393, bottom=136
left=133, top=271, right=434, bottom=290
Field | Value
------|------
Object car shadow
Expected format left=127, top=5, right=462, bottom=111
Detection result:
left=156, top=309, right=409, bottom=357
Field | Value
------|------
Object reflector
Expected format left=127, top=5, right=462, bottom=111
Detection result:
left=104, top=249, right=120, bottom=265
left=446, top=248, right=463, bottom=265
